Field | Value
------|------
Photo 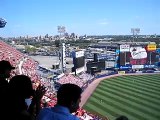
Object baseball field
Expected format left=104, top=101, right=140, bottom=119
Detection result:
left=83, top=74, right=160, bottom=120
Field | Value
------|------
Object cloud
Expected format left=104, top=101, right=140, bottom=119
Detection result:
left=99, top=22, right=109, bottom=25
left=98, top=19, right=109, bottom=25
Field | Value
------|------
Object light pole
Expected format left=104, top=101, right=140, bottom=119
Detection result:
left=57, top=26, right=66, bottom=40
left=131, top=28, right=140, bottom=42
left=57, top=26, right=66, bottom=73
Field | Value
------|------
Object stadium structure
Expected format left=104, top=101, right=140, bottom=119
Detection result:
left=72, top=50, right=85, bottom=75
left=0, top=38, right=160, bottom=120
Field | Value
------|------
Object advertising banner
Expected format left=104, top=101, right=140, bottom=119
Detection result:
left=118, top=71, right=125, bottom=74
left=144, top=64, right=155, bottom=68
left=120, top=44, right=130, bottom=52
left=156, top=48, right=160, bottom=53
left=120, top=64, right=132, bottom=69
left=72, top=50, right=84, bottom=58
left=116, top=49, right=120, bottom=54
left=115, top=49, right=120, bottom=68
left=75, top=50, right=84, bottom=58
left=132, top=65, right=144, bottom=69
left=147, top=44, right=156, bottom=51
left=130, top=46, right=147, bottom=65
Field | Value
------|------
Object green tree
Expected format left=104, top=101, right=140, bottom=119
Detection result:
left=55, top=40, right=60, bottom=47
left=25, top=45, right=36, bottom=53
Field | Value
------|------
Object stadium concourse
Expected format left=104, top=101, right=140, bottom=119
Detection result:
left=0, top=40, right=107, bottom=120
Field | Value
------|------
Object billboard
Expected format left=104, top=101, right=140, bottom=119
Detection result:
left=118, top=71, right=125, bottom=74
left=130, top=46, right=147, bottom=59
left=120, top=44, right=130, bottom=52
left=115, top=49, right=120, bottom=68
left=75, top=50, right=84, bottom=58
left=132, top=65, right=144, bottom=69
left=120, top=64, right=132, bottom=69
left=86, top=61, right=105, bottom=73
left=118, top=45, right=159, bottom=69
left=144, top=64, right=155, bottom=68
left=72, top=50, right=85, bottom=74
left=74, top=56, right=85, bottom=68
left=130, top=46, right=147, bottom=65
left=72, top=50, right=84, bottom=58
left=156, top=48, right=160, bottom=53
left=147, top=44, right=156, bottom=51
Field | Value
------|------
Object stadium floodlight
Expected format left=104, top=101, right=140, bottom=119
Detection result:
left=135, top=28, right=140, bottom=34
left=57, top=26, right=66, bottom=39
left=131, top=28, right=140, bottom=42
left=57, top=26, right=66, bottom=73
left=131, top=28, right=135, bottom=35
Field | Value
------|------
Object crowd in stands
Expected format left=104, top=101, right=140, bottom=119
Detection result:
left=57, top=74, right=84, bottom=87
left=79, top=72, right=95, bottom=83
left=75, top=108, right=107, bottom=120
left=0, top=40, right=125, bottom=120
left=0, top=41, right=39, bottom=82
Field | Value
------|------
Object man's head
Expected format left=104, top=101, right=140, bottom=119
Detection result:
left=57, top=83, right=82, bottom=113
left=9, top=75, right=34, bottom=98
left=0, top=60, right=15, bottom=78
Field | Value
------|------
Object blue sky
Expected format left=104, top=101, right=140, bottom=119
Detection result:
left=0, top=0, right=160, bottom=37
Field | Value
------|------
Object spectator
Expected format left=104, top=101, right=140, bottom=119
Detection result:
left=37, top=83, right=82, bottom=120
left=8, top=75, right=46, bottom=120
left=0, top=60, right=15, bottom=119
left=0, top=60, right=15, bottom=79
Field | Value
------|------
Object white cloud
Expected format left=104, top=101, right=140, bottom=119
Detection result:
left=99, top=22, right=109, bottom=25
left=98, top=19, right=109, bottom=25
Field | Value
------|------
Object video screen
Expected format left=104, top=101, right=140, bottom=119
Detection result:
left=75, top=56, right=85, bottom=68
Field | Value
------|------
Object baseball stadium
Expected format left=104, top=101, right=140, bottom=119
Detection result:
left=1, top=38, right=160, bottom=120
left=1, top=1, right=160, bottom=119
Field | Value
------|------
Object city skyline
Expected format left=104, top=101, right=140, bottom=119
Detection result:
left=0, top=0, right=160, bottom=37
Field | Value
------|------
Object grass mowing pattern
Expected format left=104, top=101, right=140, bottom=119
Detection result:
left=83, top=74, right=160, bottom=120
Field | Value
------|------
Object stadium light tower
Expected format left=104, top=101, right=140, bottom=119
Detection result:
left=57, top=26, right=66, bottom=73
left=57, top=26, right=66, bottom=39
left=131, top=28, right=140, bottom=42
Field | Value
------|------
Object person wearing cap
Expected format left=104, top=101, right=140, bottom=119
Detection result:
left=0, top=60, right=15, bottom=120
left=0, top=60, right=15, bottom=80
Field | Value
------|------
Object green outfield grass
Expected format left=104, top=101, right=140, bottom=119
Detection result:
left=83, top=74, right=160, bottom=120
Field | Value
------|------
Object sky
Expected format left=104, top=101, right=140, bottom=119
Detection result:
left=0, top=0, right=160, bottom=37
